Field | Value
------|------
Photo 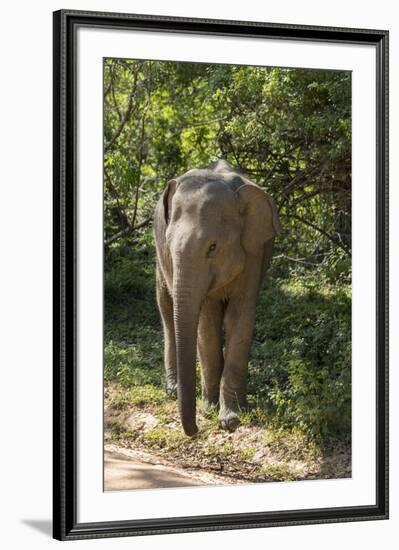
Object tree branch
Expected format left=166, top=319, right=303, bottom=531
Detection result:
left=104, top=63, right=142, bottom=153
left=176, top=116, right=228, bottom=131
left=285, top=213, right=351, bottom=256
left=275, top=163, right=324, bottom=201
left=104, top=170, right=130, bottom=229
left=131, top=98, right=150, bottom=229
left=273, top=254, right=321, bottom=266
left=104, top=217, right=153, bottom=248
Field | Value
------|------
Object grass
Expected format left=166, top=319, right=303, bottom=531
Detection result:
left=104, top=245, right=351, bottom=482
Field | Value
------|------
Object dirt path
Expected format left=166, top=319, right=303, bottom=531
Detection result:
left=104, top=444, right=241, bottom=491
left=104, top=384, right=351, bottom=487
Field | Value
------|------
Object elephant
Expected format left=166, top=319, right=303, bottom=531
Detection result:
left=153, top=159, right=281, bottom=436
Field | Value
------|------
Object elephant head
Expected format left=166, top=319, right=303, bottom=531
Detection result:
left=162, top=166, right=280, bottom=435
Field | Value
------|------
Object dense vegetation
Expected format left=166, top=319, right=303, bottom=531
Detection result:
left=104, top=59, right=351, bottom=459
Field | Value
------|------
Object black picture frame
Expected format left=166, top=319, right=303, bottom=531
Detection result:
left=53, top=9, right=389, bottom=541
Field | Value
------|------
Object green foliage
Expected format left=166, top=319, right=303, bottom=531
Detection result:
left=104, top=247, right=164, bottom=388
left=104, top=59, right=351, bottom=269
left=143, top=426, right=189, bottom=451
left=249, top=274, right=351, bottom=439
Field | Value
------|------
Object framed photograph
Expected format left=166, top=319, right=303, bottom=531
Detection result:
left=53, top=9, right=389, bottom=541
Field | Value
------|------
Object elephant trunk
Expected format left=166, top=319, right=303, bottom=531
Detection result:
left=173, top=264, right=204, bottom=436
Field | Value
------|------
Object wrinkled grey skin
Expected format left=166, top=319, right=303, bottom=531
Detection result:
left=154, top=160, right=281, bottom=436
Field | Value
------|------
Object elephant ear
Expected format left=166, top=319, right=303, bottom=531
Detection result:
left=162, top=179, right=177, bottom=224
left=237, top=182, right=281, bottom=256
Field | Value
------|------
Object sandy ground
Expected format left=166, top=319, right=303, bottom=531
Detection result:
left=104, top=444, right=241, bottom=491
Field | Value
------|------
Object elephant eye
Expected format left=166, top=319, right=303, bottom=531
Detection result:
left=208, top=243, right=217, bottom=255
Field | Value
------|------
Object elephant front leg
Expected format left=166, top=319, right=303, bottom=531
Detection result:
left=156, top=268, right=177, bottom=395
left=197, top=299, right=224, bottom=412
left=220, top=297, right=257, bottom=431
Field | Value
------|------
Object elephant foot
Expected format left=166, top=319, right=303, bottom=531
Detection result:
left=182, top=422, right=199, bottom=437
left=165, top=381, right=177, bottom=398
left=219, top=411, right=240, bottom=432
left=201, top=398, right=218, bottom=417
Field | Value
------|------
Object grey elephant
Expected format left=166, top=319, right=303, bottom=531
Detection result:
left=153, top=159, right=281, bottom=436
